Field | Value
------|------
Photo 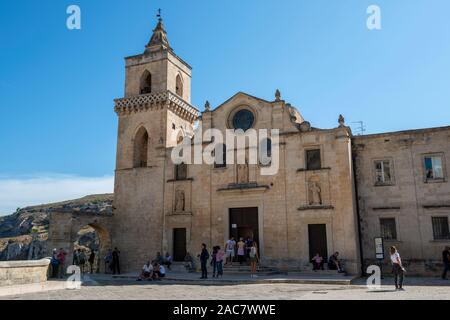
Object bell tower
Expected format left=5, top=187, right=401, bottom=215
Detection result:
left=123, top=14, right=192, bottom=103
left=112, top=14, right=199, bottom=272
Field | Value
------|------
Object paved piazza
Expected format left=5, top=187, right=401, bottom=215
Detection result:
left=2, top=278, right=449, bottom=300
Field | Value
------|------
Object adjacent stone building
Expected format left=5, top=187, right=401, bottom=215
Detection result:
left=354, top=127, right=450, bottom=274
left=106, top=17, right=449, bottom=275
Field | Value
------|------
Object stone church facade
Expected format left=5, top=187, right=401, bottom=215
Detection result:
left=110, top=17, right=449, bottom=275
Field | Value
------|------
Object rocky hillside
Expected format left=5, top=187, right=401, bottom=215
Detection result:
left=0, top=194, right=113, bottom=261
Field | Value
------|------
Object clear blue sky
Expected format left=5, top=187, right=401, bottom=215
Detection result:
left=0, top=0, right=449, bottom=213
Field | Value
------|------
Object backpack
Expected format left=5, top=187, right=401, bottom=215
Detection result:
left=51, top=257, right=60, bottom=266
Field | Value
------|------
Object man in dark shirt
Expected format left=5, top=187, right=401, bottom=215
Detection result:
left=442, top=246, right=450, bottom=280
left=198, top=243, right=210, bottom=279
left=112, top=247, right=121, bottom=275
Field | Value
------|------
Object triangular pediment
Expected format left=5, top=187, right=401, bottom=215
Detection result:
left=212, top=92, right=272, bottom=112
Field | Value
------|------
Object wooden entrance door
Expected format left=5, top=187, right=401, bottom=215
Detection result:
left=308, top=224, right=328, bottom=260
left=173, top=228, right=187, bottom=262
left=229, top=207, right=259, bottom=245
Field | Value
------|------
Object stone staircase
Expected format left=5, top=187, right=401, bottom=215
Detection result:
left=163, top=262, right=347, bottom=277
left=223, top=264, right=282, bottom=275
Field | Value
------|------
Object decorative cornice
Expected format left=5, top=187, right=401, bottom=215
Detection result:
left=423, top=204, right=450, bottom=209
left=217, top=183, right=270, bottom=193
left=114, top=90, right=199, bottom=122
left=297, top=167, right=331, bottom=172
left=372, top=206, right=401, bottom=211
left=298, top=205, right=334, bottom=211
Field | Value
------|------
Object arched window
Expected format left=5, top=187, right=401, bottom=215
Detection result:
left=214, top=144, right=227, bottom=168
left=133, top=127, right=149, bottom=168
left=175, top=74, right=183, bottom=97
left=140, top=71, right=152, bottom=94
left=259, top=138, right=272, bottom=165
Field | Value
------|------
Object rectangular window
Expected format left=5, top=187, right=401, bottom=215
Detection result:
left=380, top=218, right=397, bottom=240
left=214, top=144, right=227, bottom=168
left=306, top=149, right=321, bottom=170
left=374, top=160, right=392, bottom=185
left=175, top=163, right=187, bottom=180
left=432, top=217, right=450, bottom=240
left=424, top=155, right=444, bottom=180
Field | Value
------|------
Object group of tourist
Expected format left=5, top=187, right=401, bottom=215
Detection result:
left=224, top=237, right=258, bottom=267
left=50, top=242, right=450, bottom=291
left=311, top=251, right=345, bottom=273
left=72, top=248, right=96, bottom=273
left=137, top=252, right=172, bottom=281
left=103, top=247, right=121, bottom=274
left=196, top=237, right=260, bottom=279
left=50, top=248, right=67, bottom=278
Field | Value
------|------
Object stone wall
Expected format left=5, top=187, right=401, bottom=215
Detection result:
left=0, top=259, right=50, bottom=287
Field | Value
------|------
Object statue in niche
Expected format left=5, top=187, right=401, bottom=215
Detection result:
left=237, top=161, right=249, bottom=184
left=309, top=181, right=322, bottom=206
left=175, top=189, right=185, bottom=212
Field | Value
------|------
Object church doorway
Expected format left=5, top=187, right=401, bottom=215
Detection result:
left=308, top=224, right=328, bottom=261
left=173, top=228, right=187, bottom=262
left=229, top=207, right=259, bottom=247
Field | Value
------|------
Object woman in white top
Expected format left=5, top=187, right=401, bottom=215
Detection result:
left=390, top=246, right=405, bottom=291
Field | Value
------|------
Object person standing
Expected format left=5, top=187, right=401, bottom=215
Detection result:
left=390, top=246, right=405, bottom=291
left=112, top=247, right=121, bottom=275
left=88, top=250, right=96, bottom=274
left=249, top=242, right=259, bottom=278
left=442, top=246, right=450, bottom=280
left=237, top=238, right=246, bottom=265
left=50, top=249, right=60, bottom=278
left=72, top=249, right=79, bottom=266
left=225, top=237, right=236, bottom=266
left=78, top=249, right=86, bottom=274
left=56, top=248, right=67, bottom=279
left=104, top=249, right=112, bottom=274
left=211, top=246, right=218, bottom=278
left=216, top=246, right=225, bottom=278
left=199, top=243, right=209, bottom=279
left=245, top=237, right=253, bottom=258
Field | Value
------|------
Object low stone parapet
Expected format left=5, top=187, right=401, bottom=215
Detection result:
left=0, top=259, right=50, bottom=287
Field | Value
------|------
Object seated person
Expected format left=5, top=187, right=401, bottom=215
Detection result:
left=164, top=252, right=173, bottom=270
left=152, top=263, right=166, bottom=280
left=184, top=252, right=196, bottom=272
left=311, top=253, right=324, bottom=271
left=137, top=261, right=153, bottom=281
left=155, top=252, right=165, bottom=265
left=328, top=252, right=344, bottom=273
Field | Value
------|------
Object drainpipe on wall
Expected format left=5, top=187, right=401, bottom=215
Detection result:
left=352, top=151, right=366, bottom=277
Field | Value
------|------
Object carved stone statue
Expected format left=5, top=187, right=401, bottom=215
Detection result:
left=275, top=89, right=281, bottom=101
left=309, top=182, right=322, bottom=206
left=237, top=162, right=249, bottom=184
left=204, top=100, right=211, bottom=112
left=338, top=114, right=346, bottom=128
left=175, top=189, right=185, bottom=212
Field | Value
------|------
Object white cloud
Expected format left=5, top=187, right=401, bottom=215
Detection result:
left=0, top=174, right=114, bottom=215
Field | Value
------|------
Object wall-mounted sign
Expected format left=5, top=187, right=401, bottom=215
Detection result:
left=232, top=224, right=237, bottom=229
left=374, top=237, right=384, bottom=259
